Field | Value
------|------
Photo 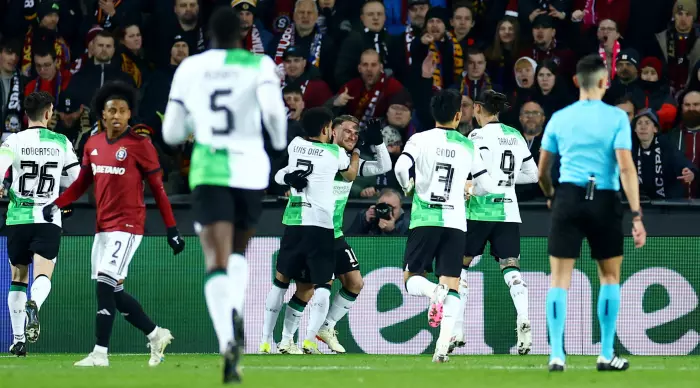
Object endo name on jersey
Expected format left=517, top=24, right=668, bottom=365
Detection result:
left=467, top=123, right=535, bottom=223
left=167, top=49, right=282, bottom=190
left=403, top=129, right=486, bottom=231
left=282, top=137, right=350, bottom=229
left=0, top=128, right=79, bottom=227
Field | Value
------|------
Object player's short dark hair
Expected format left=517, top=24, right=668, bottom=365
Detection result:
left=430, top=89, right=463, bottom=124
left=24, top=91, right=54, bottom=121
left=209, top=7, right=242, bottom=49
left=33, top=44, right=57, bottom=61
left=576, top=54, right=607, bottom=90
left=93, top=81, right=137, bottom=113
left=282, top=85, right=303, bottom=97
left=475, top=89, right=509, bottom=115
left=301, top=107, right=334, bottom=137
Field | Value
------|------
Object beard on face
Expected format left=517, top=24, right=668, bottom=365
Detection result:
left=524, top=124, right=542, bottom=136
left=682, top=110, right=700, bottom=128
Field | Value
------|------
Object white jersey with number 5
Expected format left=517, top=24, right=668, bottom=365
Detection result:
left=276, top=137, right=351, bottom=229
left=402, top=128, right=487, bottom=232
left=467, top=123, right=538, bottom=223
left=0, top=128, right=79, bottom=227
left=163, top=49, right=287, bottom=191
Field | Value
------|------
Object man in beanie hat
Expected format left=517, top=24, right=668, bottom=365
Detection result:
left=411, top=6, right=465, bottom=91
left=518, top=14, right=576, bottom=80
left=604, top=48, right=642, bottom=105
left=21, top=1, right=71, bottom=78
left=638, top=56, right=677, bottom=131
left=232, top=0, right=273, bottom=55
left=393, top=0, right=431, bottom=81
left=632, top=108, right=696, bottom=199
left=281, top=46, right=333, bottom=109
left=654, top=0, right=700, bottom=94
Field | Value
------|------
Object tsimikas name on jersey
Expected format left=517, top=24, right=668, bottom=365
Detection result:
left=20, top=147, right=60, bottom=156
left=91, top=163, right=126, bottom=175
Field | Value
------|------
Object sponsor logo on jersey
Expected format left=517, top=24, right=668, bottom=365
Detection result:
left=91, top=163, right=126, bottom=175
left=90, top=149, right=98, bottom=156
left=115, top=147, right=127, bottom=161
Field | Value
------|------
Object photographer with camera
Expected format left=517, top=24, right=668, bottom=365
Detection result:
left=347, top=188, right=409, bottom=235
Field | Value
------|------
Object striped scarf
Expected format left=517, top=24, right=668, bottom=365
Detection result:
left=245, top=24, right=266, bottom=55
left=121, top=53, right=142, bottom=88
left=355, top=74, right=386, bottom=128
left=273, top=24, right=323, bottom=78
left=21, top=26, right=70, bottom=77
left=3, top=70, right=22, bottom=134
left=429, top=32, right=464, bottom=90
left=460, top=73, right=493, bottom=99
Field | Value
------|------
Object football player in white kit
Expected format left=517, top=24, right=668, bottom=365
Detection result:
left=0, top=92, right=80, bottom=356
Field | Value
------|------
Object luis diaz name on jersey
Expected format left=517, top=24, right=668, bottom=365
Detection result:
left=292, top=145, right=324, bottom=156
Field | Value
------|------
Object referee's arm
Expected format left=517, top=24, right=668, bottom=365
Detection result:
left=538, top=122, right=558, bottom=198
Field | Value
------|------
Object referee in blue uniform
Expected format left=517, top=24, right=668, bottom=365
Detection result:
left=538, top=55, right=647, bottom=372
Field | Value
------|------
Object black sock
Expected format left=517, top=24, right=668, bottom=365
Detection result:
left=95, top=275, right=117, bottom=348
left=114, top=288, right=157, bottom=336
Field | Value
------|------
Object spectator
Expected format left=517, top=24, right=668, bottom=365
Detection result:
left=149, top=0, right=206, bottom=67
left=234, top=0, right=273, bottom=55
left=86, top=0, right=141, bottom=31
left=335, top=0, right=394, bottom=88
left=21, top=1, right=70, bottom=78
left=570, top=0, right=631, bottom=38
left=515, top=100, right=546, bottom=201
left=509, top=56, right=537, bottom=115
left=637, top=56, right=677, bottom=131
left=615, top=94, right=636, bottom=123
left=271, top=0, right=336, bottom=87
left=653, top=0, right=700, bottom=96
left=486, top=16, right=522, bottom=95
left=411, top=6, right=463, bottom=90
left=369, top=126, right=405, bottom=196
left=459, top=47, right=494, bottom=100
left=281, top=46, right=333, bottom=109
left=519, top=0, right=569, bottom=33
left=330, top=49, right=404, bottom=126
left=594, top=19, right=622, bottom=84
left=119, top=24, right=150, bottom=88
left=24, top=47, right=71, bottom=130
left=70, top=25, right=104, bottom=75
left=384, top=88, right=416, bottom=142
left=457, top=95, right=475, bottom=135
left=267, top=85, right=307, bottom=196
left=451, top=3, right=478, bottom=51
left=316, top=0, right=353, bottom=45
left=1, top=39, right=22, bottom=136
left=347, top=188, right=409, bottom=235
left=396, top=0, right=431, bottom=71
left=632, top=109, right=696, bottom=199
left=604, top=48, right=641, bottom=105
left=532, top=60, right=573, bottom=121
left=519, top=14, right=576, bottom=80
left=668, top=90, right=700, bottom=198
left=283, top=85, right=306, bottom=123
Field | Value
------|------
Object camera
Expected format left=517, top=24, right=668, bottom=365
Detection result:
left=374, top=202, right=393, bottom=221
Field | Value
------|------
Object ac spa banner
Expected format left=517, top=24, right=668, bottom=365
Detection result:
left=1, top=237, right=698, bottom=355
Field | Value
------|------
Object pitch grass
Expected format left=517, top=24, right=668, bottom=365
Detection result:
left=1, top=354, right=699, bottom=387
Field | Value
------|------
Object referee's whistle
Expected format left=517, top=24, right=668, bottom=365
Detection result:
left=585, top=175, right=596, bottom=201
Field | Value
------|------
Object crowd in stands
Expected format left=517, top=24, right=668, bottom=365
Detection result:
left=1, top=0, right=699, bottom=201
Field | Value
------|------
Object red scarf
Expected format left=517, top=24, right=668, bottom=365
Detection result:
left=33, top=70, right=63, bottom=106
left=599, top=39, right=620, bottom=84
left=22, top=26, right=70, bottom=77
left=274, top=24, right=323, bottom=78
left=245, top=24, right=265, bottom=55
left=681, top=129, right=699, bottom=198
left=355, top=74, right=386, bottom=126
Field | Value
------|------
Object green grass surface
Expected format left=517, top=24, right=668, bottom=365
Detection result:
left=1, top=354, right=699, bottom=387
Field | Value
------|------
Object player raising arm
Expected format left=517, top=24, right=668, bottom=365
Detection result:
left=394, top=89, right=497, bottom=363
left=1, top=92, right=80, bottom=356
left=42, top=81, right=185, bottom=367
left=451, top=90, right=539, bottom=355
left=161, top=7, right=287, bottom=383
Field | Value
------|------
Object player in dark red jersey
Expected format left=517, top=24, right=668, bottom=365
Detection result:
left=42, top=81, right=186, bottom=367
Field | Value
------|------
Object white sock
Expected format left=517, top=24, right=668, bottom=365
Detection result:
left=93, top=345, right=108, bottom=354
left=305, top=287, right=331, bottom=342
left=8, top=285, right=27, bottom=344
left=453, top=271, right=469, bottom=338
left=30, top=275, right=52, bottom=310
left=438, top=290, right=460, bottom=343
left=323, top=288, right=358, bottom=330
left=282, top=296, right=306, bottom=341
left=227, top=253, right=248, bottom=314
left=261, top=282, right=288, bottom=343
left=504, top=270, right=529, bottom=319
left=204, top=272, right=234, bottom=354
left=405, top=276, right=437, bottom=298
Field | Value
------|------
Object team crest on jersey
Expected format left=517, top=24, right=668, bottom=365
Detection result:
left=115, top=147, right=128, bottom=161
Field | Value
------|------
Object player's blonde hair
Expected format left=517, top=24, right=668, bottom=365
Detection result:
left=332, top=115, right=359, bottom=129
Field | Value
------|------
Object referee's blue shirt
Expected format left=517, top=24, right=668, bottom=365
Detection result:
left=541, top=100, right=632, bottom=191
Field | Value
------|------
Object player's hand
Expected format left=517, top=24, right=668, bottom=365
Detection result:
left=365, top=205, right=376, bottom=223
left=632, top=218, right=646, bottom=248
left=677, top=168, right=695, bottom=183
left=464, top=180, right=473, bottom=200
left=365, top=118, right=384, bottom=146
left=333, top=88, right=354, bottom=107
left=167, top=227, right=186, bottom=255
left=283, top=170, right=308, bottom=190
left=42, top=203, right=58, bottom=222
left=403, top=177, right=415, bottom=197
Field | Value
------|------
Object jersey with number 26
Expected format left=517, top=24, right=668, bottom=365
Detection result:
left=0, top=128, right=78, bottom=227
left=168, top=49, right=281, bottom=190
left=282, top=137, right=350, bottom=229
left=403, top=128, right=486, bottom=232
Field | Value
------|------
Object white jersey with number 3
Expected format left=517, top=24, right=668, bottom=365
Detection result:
left=402, top=128, right=487, bottom=231
left=164, top=49, right=287, bottom=190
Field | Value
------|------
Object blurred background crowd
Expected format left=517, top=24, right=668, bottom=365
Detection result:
left=1, top=0, right=699, bottom=214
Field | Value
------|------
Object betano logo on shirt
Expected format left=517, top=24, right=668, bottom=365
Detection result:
left=91, top=163, right=126, bottom=175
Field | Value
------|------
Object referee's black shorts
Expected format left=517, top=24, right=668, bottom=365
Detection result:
left=548, top=183, right=624, bottom=260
